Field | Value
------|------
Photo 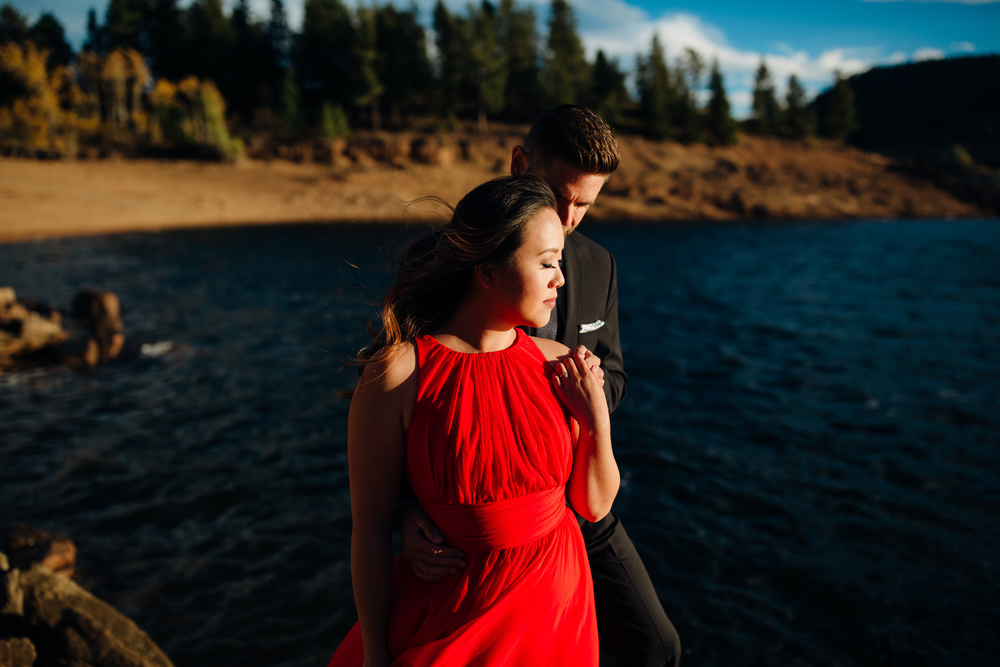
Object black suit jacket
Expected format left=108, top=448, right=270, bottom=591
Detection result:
left=557, top=232, right=627, bottom=413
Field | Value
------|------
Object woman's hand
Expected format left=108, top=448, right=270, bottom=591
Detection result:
left=551, top=346, right=619, bottom=523
left=572, top=344, right=605, bottom=387
left=552, top=348, right=610, bottom=432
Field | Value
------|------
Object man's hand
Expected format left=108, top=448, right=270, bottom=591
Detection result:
left=572, top=345, right=605, bottom=387
left=395, top=501, right=467, bottom=581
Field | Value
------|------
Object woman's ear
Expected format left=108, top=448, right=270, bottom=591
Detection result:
left=474, top=264, right=495, bottom=289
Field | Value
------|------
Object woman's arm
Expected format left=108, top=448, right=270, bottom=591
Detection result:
left=532, top=338, right=620, bottom=522
left=347, top=344, right=416, bottom=667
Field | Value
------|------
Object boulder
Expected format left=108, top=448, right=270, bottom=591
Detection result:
left=0, top=288, right=124, bottom=370
left=4, top=525, right=76, bottom=579
left=0, top=550, right=175, bottom=667
left=0, top=638, right=37, bottom=667
left=70, top=291, right=124, bottom=362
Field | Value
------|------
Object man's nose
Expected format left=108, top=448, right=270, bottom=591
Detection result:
left=556, top=202, right=573, bottom=226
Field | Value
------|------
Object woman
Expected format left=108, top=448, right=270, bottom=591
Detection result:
left=329, top=175, right=620, bottom=666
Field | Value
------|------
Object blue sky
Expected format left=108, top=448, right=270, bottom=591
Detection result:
left=8, top=0, right=999, bottom=116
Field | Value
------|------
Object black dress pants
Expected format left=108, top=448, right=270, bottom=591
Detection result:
left=579, top=512, right=681, bottom=667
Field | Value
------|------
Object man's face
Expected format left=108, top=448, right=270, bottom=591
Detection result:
left=512, top=148, right=608, bottom=237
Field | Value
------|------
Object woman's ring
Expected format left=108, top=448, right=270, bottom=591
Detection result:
left=560, top=370, right=569, bottom=378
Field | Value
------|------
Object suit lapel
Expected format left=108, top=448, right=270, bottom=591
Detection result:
left=561, top=234, right=581, bottom=348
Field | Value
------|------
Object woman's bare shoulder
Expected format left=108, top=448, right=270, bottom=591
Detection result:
left=529, top=336, right=570, bottom=364
left=359, top=342, right=417, bottom=394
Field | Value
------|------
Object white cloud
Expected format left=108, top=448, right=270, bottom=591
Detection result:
left=913, top=47, right=946, bottom=60
left=559, top=3, right=893, bottom=116
left=951, top=40, right=977, bottom=52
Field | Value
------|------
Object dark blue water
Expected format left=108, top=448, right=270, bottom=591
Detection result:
left=2, top=219, right=998, bottom=666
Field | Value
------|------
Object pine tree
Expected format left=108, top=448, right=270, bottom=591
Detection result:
left=228, top=0, right=267, bottom=121
left=186, top=0, right=233, bottom=88
left=319, top=101, right=349, bottom=138
left=267, top=0, right=290, bottom=67
left=0, top=4, right=29, bottom=44
left=543, top=0, right=589, bottom=106
left=783, top=74, right=814, bottom=140
left=706, top=58, right=737, bottom=145
left=146, top=0, right=184, bottom=79
left=353, top=5, right=383, bottom=131
left=589, top=50, right=627, bottom=125
left=103, top=0, right=147, bottom=53
left=468, top=1, right=505, bottom=133
left=820, top=71, right=858, bottom=141
left=751, top=58, right=780, bottom=135
left=673, top=47, right=703, bottom=143
left=297, top=0, right=355, bottom=122
left=636, top=34, right=672, bottom=141
left=432, top=0, right=465, bottom=121
left=28, top=13, right=74, bottom=69
left=375, top=4, right=430, bottom=126
left=279, top=65, right=303, bottom=134
left=498, top=0, right=540, bottom=119
left=83, top=9, right=103, bottom=53
left=264, top=0, right=291, bottom=111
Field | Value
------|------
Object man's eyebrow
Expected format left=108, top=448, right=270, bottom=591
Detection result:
left=553, top=189, right=593, bottom=206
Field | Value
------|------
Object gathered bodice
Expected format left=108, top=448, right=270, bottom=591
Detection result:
left=405, top=329, right=573, bottom=507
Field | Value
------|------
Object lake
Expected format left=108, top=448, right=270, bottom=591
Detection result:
left=2, top=218, right=998, bottom=666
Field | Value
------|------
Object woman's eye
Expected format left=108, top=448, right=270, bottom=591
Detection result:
left=542, top=263, right=556, bottom=269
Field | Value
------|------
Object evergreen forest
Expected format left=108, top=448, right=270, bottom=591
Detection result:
left=2, top=0, right=992, bottom=163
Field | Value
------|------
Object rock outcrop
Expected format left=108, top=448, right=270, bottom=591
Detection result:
left=1, top=531, right=174, bottom=667
left=3, top=526, right=76, bottom=581
left=0, top=288, right=124, bottom=371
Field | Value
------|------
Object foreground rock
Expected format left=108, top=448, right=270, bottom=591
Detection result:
left=3, top=526, right=77, bottom=580
left=0, top=548, right=175, bottom=667
left=0, top=288, right=124, bottom=371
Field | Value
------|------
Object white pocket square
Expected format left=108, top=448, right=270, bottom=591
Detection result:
left=578, top=320, right=605, bottom=334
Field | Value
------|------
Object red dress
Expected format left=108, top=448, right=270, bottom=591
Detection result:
left=328, top=328, right=598, bottom=666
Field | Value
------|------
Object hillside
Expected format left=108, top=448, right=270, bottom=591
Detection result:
left=0, top=130, right=989, bottom=244
left=833, top=55, right=1000, bottom=166
left=811, top=55, right=1000, bottom=214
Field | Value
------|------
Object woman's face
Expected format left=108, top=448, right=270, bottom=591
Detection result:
left=490, top=207, right=565, bottom=328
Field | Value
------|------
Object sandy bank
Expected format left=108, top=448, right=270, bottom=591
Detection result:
left=0, top=134, right=988, bottom=244
left=0, top=157, right=495, bottom=244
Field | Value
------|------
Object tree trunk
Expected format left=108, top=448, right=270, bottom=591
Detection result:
left=478, top=106, right=488, bottom=135
left=370, top=98, right=381, bottom=132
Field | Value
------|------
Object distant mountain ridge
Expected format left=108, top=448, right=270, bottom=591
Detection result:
left=830, top=55, right=1000, bottom=167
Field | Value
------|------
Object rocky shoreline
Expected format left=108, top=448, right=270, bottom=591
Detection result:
left=1, top=131, right=994, bottom=245
left=1, top=527, right=174, bottom=667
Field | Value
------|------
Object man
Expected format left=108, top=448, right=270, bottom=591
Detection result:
left=397, top=105, right=681, bottom=666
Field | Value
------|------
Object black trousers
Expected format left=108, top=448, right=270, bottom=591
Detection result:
left=579, top=512, right=681, bottom=667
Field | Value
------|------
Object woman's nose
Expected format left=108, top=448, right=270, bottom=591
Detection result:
left=553, top=264, right=565, bottom=288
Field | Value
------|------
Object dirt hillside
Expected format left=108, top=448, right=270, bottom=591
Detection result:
left=0, top=131, right=987, bottom=244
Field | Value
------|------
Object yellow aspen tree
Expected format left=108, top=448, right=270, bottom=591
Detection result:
left=123, top=48, right=150, bottom=136
left=0, top=42, right=59, bottom=152
left=102, top=49, right=128, bottom=132
left=76, top=51, right=103, bottom=132
left=177, top=75, right=205, bottom=144
left=148, top=79, right=178, bottom=144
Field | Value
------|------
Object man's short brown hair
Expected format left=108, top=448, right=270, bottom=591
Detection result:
left=523, top=105, right=620, bottom=176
